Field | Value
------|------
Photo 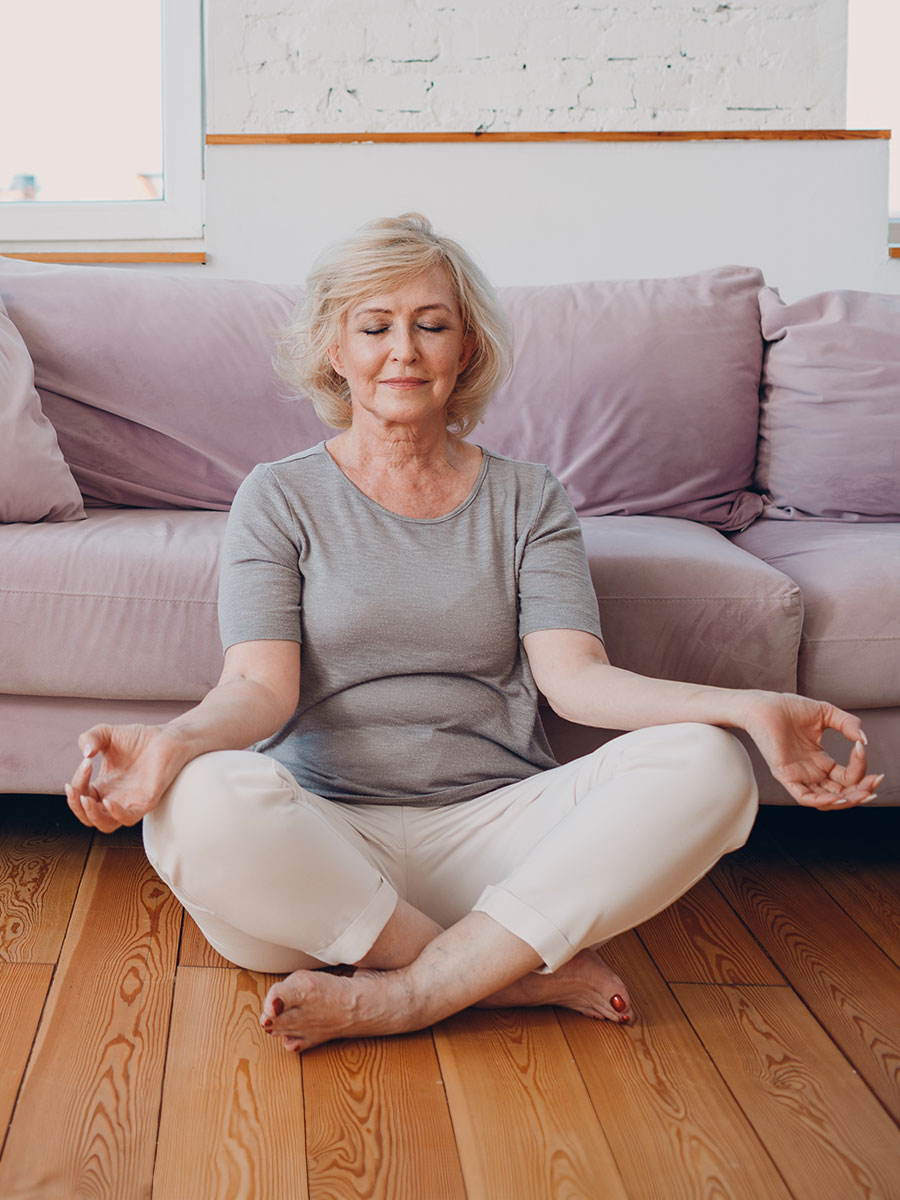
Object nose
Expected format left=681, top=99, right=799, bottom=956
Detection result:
left=390, top=323, right=419, bottom=364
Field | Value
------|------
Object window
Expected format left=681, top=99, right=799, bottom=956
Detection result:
left=846, top=0, right=900, bottom=240
left=0, top=0, right=203, bottom=241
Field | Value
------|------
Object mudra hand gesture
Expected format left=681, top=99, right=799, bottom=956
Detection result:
left=740, top=691, right=883, bottom=810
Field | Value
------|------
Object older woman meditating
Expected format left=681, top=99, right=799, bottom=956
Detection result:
left=66, top=214, right=881, bottom=1052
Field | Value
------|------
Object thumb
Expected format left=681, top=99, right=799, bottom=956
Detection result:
left=78, top=724, right=113, bottom=760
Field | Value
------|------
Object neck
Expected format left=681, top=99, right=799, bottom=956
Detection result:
left=334, top=413, right=463, bottom=476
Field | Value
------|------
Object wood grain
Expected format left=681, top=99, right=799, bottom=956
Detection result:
left=560, top=932, right=789, bottom=1200
left=637, top=874, right=783, bottom=984
left=0, top=846, right=181, bottom=1200
left=675, top=982, right=900, bottom=1200
left=0, top=807, right=91, bottom=962
left=154, top=967, right=308, bottom=1200
left=803, top=860, right=900, bottom=971
left=206, top=130, right=891, bottom=144
left=179, top=912, right=233, bottom=967
left=0, top=962, right=53, bottom=1135
left=304, top=1032, right=466, bottom=1200
left=434, top=1006, right=628, bottom=1199
left=712, top=850, right=900, bottom=1122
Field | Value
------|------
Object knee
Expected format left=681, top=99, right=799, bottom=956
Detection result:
left=680, top=723, right=758, bottom=843
left=143, top=750, right=277, bottom=886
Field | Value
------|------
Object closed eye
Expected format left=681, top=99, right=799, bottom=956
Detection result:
left=363, top=323, right=448, bottom=335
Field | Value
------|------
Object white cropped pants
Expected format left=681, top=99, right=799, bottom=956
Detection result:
left=142, top=723, right=758, bottom=974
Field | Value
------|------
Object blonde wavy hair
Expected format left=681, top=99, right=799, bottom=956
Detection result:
left=276, top=214, right=513, bottom=436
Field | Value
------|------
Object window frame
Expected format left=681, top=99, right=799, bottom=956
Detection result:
left=1, top=0, right=203, bottom=242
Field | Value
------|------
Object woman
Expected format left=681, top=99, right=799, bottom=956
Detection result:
left=66, top=215, right=882, bottom=1053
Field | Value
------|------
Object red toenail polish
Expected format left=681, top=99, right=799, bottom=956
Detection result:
left=263, top=1018, right=272, bottom=1030
left=272, top=997, right=284, bottom=1017
left=610, top=994, right=627, bottom=1013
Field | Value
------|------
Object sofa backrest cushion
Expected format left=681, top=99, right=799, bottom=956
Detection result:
left=0, top=295, right=85, bottom=523
left=1, top=258, right=765, bottom=525
left=483, top=267, right=766, bottom=530
left=0, top=257, right=312, bottom=510
left=756, top=286, right=900, bottom=521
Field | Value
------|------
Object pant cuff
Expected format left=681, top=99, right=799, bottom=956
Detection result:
left=313, top=878, right=399, bottom=966
left=473, top=884, right=575, bottom=974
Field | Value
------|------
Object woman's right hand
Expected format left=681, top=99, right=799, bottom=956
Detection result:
left=65, top=723, right=190, bottom=833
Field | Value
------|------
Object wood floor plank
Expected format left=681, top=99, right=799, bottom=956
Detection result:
left=712, top=849, right=900, bottom=1123
left=0, top=962, right=54, bottom=1136
left=0, top=846, right=181, bottom=1200
left=434, top=1006, right=628, bottom=1200
left=0, top=805, right=91, bottom=962
left=304, top=1031, right=466, bottom=1200
left=674, top=982, right=900, bottom=1200
left=559, top=932, right=790, bottom=1200
left=179, top=912, right=233, bottom=967
left=153, top=967, right=308, bottom=1200
left=802, top=860, right=900, bottom=972
left=638, top=875, right=784, bottom=984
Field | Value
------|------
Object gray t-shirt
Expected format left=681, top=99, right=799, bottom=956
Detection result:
left=218, top=442, right=602, bottom=807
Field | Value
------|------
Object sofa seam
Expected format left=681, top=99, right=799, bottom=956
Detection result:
left=0, top=588, right=217, bottom=604
left=595, top=595, right=801, bottom=604
left=801, top=635, right=900, bottom=644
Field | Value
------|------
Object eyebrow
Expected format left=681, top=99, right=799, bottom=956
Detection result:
left=354, top=303, right=455, bottom=317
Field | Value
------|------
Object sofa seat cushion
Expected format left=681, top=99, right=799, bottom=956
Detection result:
left=579, top=515, right=802, bottom=691
left=0, top=508, right=226, bottom=700
left=731, top=520, right=900, bottom=708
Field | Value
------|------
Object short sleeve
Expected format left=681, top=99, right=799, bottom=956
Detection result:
left=218, top=465, right=304, bottom=651
left=517, top=470, right=603, bottom=641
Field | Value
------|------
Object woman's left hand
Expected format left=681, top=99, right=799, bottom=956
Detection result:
left=740, top=691, right=883, bottom=810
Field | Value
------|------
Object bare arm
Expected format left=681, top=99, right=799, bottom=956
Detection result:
left=66, top=639, right=300, bottom=832
left=523, top=628, right=750, bottom=731
left=523, top=628, right=883, bottom=810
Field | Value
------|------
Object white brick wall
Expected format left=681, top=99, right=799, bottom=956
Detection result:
left=207, top=0, right=848, bottom=134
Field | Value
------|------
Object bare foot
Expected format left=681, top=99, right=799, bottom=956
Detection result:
left=260, top=966, right=422, bottom=1053
left=261, top=949, right=632, bottom=1054
left=480, top=949, right=633, bottom=1023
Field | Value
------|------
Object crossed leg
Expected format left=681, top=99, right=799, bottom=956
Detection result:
left=263, top=903, right=632, bottom=1053
left=144, top=723, right=757, bottom=1054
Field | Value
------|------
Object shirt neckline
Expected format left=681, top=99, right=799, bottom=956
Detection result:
left=318, top=441, right=491, bottom=524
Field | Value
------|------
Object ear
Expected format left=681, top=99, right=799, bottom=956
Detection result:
left=327, top=343, right=347, bottom=378
left=459, top=333, right=476, bottom=373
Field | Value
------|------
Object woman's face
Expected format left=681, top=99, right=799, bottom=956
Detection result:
left=329, top=268, right=474, bottom=431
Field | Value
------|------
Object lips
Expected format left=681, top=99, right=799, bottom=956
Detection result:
left=380, top=377, right=428, bottom=388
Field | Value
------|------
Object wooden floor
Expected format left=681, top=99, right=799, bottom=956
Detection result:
left=0, top=798, right=898, bottom=1200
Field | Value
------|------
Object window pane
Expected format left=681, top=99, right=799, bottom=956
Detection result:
left=847, top=0, right=900, bottom=216
left=0, top=0, right=162, bottom=204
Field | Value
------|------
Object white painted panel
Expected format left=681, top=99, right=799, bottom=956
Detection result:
left=203, top=139, right=898, bottom=299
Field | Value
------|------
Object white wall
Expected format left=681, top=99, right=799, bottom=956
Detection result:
left=208, top=0, right=849, bottom=133
left=203, top=137, right=896, bottom=299
left=197, top=0, right=898, bottom=297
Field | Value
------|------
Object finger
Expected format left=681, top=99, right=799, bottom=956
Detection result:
left=80, top=786, right=122, bottom=834
left=78, top=725, right=112, bottom=760
left=842, top=739, right=868, bottom=787
left=72, top=756, right=95, bottom=792
left=65, top=783, right=94, bottom=828
left=822, top=705, right=866, bottom=745
left=100, top=794, right=144, bottom=828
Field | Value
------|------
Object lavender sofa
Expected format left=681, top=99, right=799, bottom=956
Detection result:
left=1, top=258, right=897, bottom=804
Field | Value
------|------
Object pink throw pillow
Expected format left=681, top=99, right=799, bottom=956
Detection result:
left=0, top=258, right=318, bottom=510
left=757, top=287, right=900, bottom=521
left=0, top=297, right=84, bottom=523
left=480, top=267, right=766, bottom=530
